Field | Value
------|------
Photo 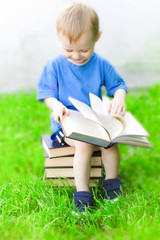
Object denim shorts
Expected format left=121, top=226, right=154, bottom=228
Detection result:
left=51, top=129, right=65, bottom=145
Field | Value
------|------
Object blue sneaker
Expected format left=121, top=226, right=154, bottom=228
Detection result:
left=71, top=191, right=92, bottom=215
left=103, top=178, right=122, bottom=202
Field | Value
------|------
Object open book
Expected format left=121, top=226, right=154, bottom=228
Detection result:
left=61, top=93, right=151, bottom=148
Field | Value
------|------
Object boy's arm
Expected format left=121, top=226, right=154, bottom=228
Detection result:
left=108, top=89, right=126, bottom=116
left=44, top=97, right=70, bottom=123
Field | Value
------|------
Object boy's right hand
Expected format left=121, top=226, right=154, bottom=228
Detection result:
left=52, top=103, right=70, bottom=123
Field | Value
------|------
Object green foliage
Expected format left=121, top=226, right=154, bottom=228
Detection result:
left=0, top=85, right=160, bottom=239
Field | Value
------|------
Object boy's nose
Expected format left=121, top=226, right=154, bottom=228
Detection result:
left=73, top=52, right=81, bottom=59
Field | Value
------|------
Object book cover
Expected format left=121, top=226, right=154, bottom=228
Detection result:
left=41, top=135, right=100, bottom=158
left=41, top=135, right=75, bottom=158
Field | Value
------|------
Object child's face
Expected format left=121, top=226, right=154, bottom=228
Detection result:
left=58, top=30, right=97, bottom=66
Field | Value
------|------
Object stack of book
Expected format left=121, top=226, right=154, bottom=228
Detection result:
left=41, top=135, right=102, bottom=187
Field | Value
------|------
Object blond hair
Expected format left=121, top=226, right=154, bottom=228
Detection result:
left=56, top=3, right=99, bottom=43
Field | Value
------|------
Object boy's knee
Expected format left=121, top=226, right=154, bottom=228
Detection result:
left=64, top=137, right=95, bottom=153
left=75, top=141, right=95, bottom=153
left=100, top=143, right=119, bottom=153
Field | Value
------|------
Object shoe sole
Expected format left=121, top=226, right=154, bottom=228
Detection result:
left=104, top=186, right=123, bottom=203
left=104, top=197, right=119, bottom=203
left=71, top=210, right=89, bottom=218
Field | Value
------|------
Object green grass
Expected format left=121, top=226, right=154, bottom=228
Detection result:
left=0, top=84, right=160, bottom=239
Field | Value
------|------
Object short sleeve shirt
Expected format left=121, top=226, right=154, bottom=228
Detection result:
left=37, top=52, right=128, bottom=133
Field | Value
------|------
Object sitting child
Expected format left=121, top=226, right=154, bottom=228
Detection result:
left=37, top=3, right=128, bottom=214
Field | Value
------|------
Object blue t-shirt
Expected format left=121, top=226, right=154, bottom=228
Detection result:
left=37, top=52, right=128, bottom=134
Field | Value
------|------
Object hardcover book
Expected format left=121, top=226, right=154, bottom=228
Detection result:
left=44, top=151, right=101, bottom=168
left=61, top=93, right=151, bottom=148
left=46, top=178, right=100, bottom=187
left=45, top=167, right=102, bottom=178
left=41, top=135, right=75, bottom=158
left=41, top=135, right=100, bottom=158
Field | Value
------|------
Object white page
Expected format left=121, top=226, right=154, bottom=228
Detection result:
left=89, top=93, right=149, bottom=139
left=89, top=93, right=124, bottom=139
left=89, top=93, right=111, bottom=116
left=123, top=112, right=149, bottom=136
left=102, top=96, right=111, bottom=116
left=89, top=93, right=104, bottom=116
left=98, top=115, right=124, bottom=139
left=68, top=97, right=102, bottom=125
left=62, top=110, right=110, bottom=141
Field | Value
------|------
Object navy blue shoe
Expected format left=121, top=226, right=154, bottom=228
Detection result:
left=103, top=178, right=122, bottom=202
left=71, top=191, right=92, bottom=215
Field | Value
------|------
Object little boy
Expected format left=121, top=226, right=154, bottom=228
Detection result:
left=37, top=3, right=128, bottom=214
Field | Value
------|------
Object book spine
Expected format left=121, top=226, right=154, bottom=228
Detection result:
left=46, top=178, right=101, bottom=187
left=46, top=177, right=102, bottom=179
left=44, top=156, right=102, bottom=168
left=45, top=168, right=102, bottom=178
left=44, top=166, right=102, bottom=169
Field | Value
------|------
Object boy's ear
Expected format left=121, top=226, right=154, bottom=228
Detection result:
left=96, top=31, right=102, bottom=42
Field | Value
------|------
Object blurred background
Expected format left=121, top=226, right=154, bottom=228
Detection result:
left=0, top=2, right=159, bottom=238
left=0, top=0, right=160, bottom=93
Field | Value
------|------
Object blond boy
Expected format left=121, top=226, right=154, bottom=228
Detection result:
left=37, top=3, right=127, bottom=214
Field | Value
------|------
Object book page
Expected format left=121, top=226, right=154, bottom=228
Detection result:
left=69, top=94, right=127, bottom=140
left=97, top=115, right=124, bottom=140
left=113, top=135, right=150, bottom=143
left=89, top=93, right=125, bottom=139
left=89, top=93, right=105, bottom=116
left=68, top=97, right=102, bottom=125
left=115, top=140, right=151, bottom=148
left=102, top=96, right=111, bottom=116
left=100, top=95, right=149, bottom=139
left=89, top=93, right=110, bottom=116
left=122, top=112, right=149, bottom=137
left=61, top=110, right=110, bottom=142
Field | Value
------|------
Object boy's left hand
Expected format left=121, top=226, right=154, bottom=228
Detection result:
left=108, top=89, right=126, bottom=117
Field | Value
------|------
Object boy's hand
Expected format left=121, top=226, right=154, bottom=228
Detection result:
left=108, top=89, right=126, bottom=117
left=52, top=103, right=70, bottom=123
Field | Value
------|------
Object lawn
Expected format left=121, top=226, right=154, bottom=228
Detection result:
left=0, top=84, right=160, bottom=240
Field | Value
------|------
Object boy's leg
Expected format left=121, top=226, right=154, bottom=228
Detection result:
left=100, top=144, right=122, bottom=201
left=100, top=144, right=120, bottom=180
left=64, top=138, right=95, bottom=213
left=64, top=138, right=95, bottom=191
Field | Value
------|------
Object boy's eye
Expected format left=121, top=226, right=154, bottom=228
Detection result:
left=66, top=49, right=73, bottom=52
left=81, top=50, right=88, bottom=53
